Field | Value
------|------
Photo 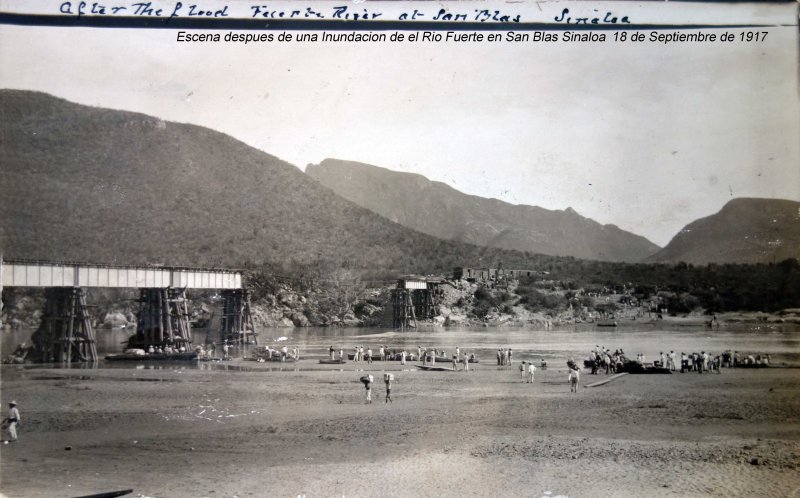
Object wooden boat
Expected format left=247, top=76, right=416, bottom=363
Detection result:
left=319, top=358, right=347, bottom=364
left=246, top=355, right=297, bottom=362
left=72, top=490, right=133, bottom=498
left=616, top=361, right=671, bottom=374
left=348, top=354, right=385, bottom=361
left=415, top=365, right=455, bottom=372
left=105, top=352, right=198, bottom=362
left=596, top=320, right=618, bottom=327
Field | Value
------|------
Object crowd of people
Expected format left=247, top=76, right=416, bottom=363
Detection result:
left=496, top=348, right=513, bottom=366
left=581, top=345, right=773, bottom=375
left=252, top=344, right=300, bottom=362
left=339, top=345, right=476, bottom=369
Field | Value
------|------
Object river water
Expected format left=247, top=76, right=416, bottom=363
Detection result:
left=3, top=322, right=799, bottom=367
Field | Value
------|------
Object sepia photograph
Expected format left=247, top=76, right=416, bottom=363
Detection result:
left=1, top=1, right=799, bottom=496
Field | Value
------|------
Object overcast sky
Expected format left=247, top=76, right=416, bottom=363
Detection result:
left=1, top=2, right=798, bottom=247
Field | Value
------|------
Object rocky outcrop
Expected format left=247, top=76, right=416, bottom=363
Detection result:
left=248, top=283, right=392, bottom=328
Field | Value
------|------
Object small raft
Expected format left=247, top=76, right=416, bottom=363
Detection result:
left=415, top=365, right=455, bottom=372
left=319, top=358, right=347, bottom=364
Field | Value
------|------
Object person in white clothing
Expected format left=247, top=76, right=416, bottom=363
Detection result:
left=569, top=368, right=580, bottom=393
left=527, top=362, right=537, bottom=383
left=4, top=401, right=20, bottom=443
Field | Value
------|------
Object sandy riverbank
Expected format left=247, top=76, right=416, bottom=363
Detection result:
left=1, top=360, right=799, bottom=498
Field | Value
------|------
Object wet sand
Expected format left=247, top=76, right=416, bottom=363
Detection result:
left=1, top=360, right=799, bottom=497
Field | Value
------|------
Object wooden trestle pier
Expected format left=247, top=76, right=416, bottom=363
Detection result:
left=219, top=289, right=257, bottom=345
left=125, top=288, right=193, bottom=349
left=32, top=287, right=98, bottom=363
left=391, top=278, right=442, bottom=328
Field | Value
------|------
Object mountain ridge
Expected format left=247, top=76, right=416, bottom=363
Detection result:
left=0, top=90, right=559, bottom=273
left=647, top=197, right=800, bottom=264
left=306, top=158, right=661, bottom=263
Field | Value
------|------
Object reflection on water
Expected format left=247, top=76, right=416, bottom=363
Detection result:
left=3, top=323, right=799, bottom=368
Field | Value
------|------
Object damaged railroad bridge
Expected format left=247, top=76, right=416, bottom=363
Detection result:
left=391, top=277, right=444, bottom=328
left=0, top=258, right=256, bottom=363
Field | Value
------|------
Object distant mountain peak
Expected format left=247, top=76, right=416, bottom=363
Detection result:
left=647, top=197, right=800, bottom=264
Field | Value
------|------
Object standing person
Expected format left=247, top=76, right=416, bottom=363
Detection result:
left=456, top=346, right=460, bottom=359
left=508, top=349, right=513, bottom=366
left=361, top=374, right=374, bottom=404
left=527, top=362, right=537, bottom=383
left=329, top=345, right=335, bottom=360
left=519, top=361, right=526, bottom=381
left=339, top=348, right=344, bottom=360
left=367, top=348, right=373, bottom=364
left=430, top=350, right=435, bottom=366
left=463, top=352, right=470, bottom=372
left=379, top=346, right=385, bottom=362
left=452, top=354, right=458, bottom=371
left=4, top=401, right=20, bottom=443
left=384, top=373, right=394, bottom=403
left=400, top=350, right=407, bottom=365
left=569, top=368, right=580, bottom=393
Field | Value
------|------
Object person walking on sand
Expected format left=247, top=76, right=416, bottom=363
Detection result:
left=527, top=362, right=537, bottom=383
left=569, top=368, right=580, bottom=393
left=3, top=401, right=20, bottom=443
left=384, top=373, right=393, bottom=403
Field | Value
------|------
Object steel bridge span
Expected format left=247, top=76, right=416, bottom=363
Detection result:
left=1, top=258, right=254, bottom=363
left=1, top=259, right=243, bottom=289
